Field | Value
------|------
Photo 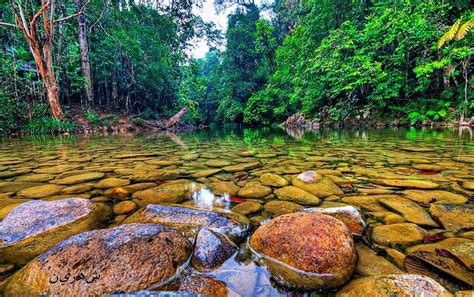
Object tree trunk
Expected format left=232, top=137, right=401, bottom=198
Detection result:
left=76, top=0, right=94, bottom=107
left=9, top=0, right=64, bottom=119
left=165, top=106, right=188, bottom=128
left=111, top=71, right=118, bottom=108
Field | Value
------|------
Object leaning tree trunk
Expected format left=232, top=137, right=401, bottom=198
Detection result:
left=165, top=106, right=188, bottom=128
left=76, top=0, right=94, bottom=107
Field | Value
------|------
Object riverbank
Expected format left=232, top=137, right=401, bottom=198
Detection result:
left=2, top=107, right=473, bottom=137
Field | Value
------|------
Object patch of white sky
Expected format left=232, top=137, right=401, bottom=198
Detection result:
left=190, top=0, right=271, bottom=59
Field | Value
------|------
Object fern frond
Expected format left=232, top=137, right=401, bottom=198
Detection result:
left=455, top=18, right=474, bottom=40
left=438, top=18, right=461, bottom=49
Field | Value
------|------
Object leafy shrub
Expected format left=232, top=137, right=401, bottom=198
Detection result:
left=25, top=117, right=75, bottom=134
left=84, top=112, right=102, bottom=127
left=408, top=100, right=451, bottom=125
left=131, top=117, right=144, bottom=125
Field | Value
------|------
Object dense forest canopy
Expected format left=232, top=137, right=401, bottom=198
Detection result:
left=0, top=0, right=473, bottom=133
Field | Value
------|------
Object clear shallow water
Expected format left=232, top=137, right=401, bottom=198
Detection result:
left=0, top=127, right=473, bottom=295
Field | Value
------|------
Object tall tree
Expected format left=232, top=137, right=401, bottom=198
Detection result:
left=76, top=0, right=94, bottom=107
left=6, top=0, right=65, bottom=118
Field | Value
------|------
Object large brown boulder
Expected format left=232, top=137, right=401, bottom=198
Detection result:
left=0, top=198, right=110, bottom=264
left=249, top=212, right=357, bottom=289
left=122, top=204, right=250, bottom=243
left=336, top=274, right=453, bottom=297
left=4, top=223, right=191, bottom=295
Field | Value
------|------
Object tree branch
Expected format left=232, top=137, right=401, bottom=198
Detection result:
left=54, top=0, right=89, bottom=23
left=0, top=21, right=18, bottom=28
left=54, top=11, right=82, bottom=23
left=30, top=0, right=50, bottom=30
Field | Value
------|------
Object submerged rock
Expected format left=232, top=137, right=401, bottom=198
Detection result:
left=303, top=206, right=366, bottom=236
left=4, top=223, right=191, bottom=295
left=238, top=181, right=272, bottom=199
left=371, top=179, right=440, bottom=189
left=33, top=165, right=80, bottom=174
left=15, top=173, right=55, bottom=183
left=113, top=200, right=138, bottom=215
left=16, top=184, right=64, bottom=199
left=461, top=181, right=474, bottom=191
left=205, top=160, right=231, bottom=167
left=274, top=186, right=321, bottom=206
left=0, top=198, right=110, bottom=264
left=336, top=274, right=453, bottom=297
left=355, top=244, right=403, bottom=276
left=0, top=182, right=41, bottom=193
left=122, top=204, right=250, bottom=243
left=378, top=196, right=438, bottom=227
left=292, top=171, right=343, bottom=198
left=223, top=162, right=261, bottom=173
left=61, top=184, right=93, bottom=195
left=249, top=212, right=357, bottom=290
left=191, top=228, right=237, bottom=270
left=231, top=201, right=263, bottom=215
left=94, top=177, right=130, bottom=189
left=178, top=273, right=229, bottom=297
left=429, top=203, right=474, bottom=232
left=263, top=200, right=303, bottom=216
left=132, top=180, right=199, bottom=207
left=208, top=181, right=240, bottom=196
left=51, top=172, right=105, bottom=185
left=104, top=183, right=156, bottom=199
left=371, top=223, right=426, bottom=247
left=259, top=173, right=289, bottom=187
left=192, top=169, right=222, bottom=178
left=402, top=190, right=467, bottom=205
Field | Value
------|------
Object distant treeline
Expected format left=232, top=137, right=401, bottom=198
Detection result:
left=0, top=0, right=472, bottom=134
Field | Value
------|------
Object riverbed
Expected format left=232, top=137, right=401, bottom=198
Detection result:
left=0, top=127, right=473, bottom=295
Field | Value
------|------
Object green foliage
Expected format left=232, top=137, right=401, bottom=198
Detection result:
left=84, top=112, right=102, bottom=127
left=408, top=100, right=451, bottom=125
left=131, top=117, right=144, bottom=126
left=0, top=0, right=472, bottom=133
left=24, top=117, right=75, bottom=134
left=244, top=0, right=472, bottom=125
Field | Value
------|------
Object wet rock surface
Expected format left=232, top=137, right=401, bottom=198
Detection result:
left=249, top=212, right=357, bottom=289
left=336, top=274, right=453, bottom=297
left=292, top=171, right=344, bottom=198
left=132, top=180, right=198, bottom=207
left=371, top=223, right=427, bottom=246
left=191, top=228, right=237, bottom=270
left=355, top=244, right=403, bottom=276
left=274, top=186, right=321, bottom=205
left=5, top=223, right=191, bottom=295
left=238, top=181, right=272, bottom=198
left=0, top=198, right=110, bottom=264
left=123, top=204, right=250, bottom=242
left=178, top=273, right=229, bottom=297
left=303, top=205, right=366, bottom=235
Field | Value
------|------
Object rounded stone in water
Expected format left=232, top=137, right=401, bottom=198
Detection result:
left=0, top=198, right=110, bottom=264
left=4, top=223, right=191, bottom=295
left=249, top=212, right=357, bottom=290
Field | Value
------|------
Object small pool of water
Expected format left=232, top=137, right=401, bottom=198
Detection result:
left=0, top=127, right=473, bottom=295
